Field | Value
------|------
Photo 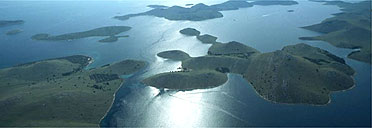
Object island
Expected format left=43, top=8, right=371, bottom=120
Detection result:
left=196, top=34, right=218, bottom=44
left=251, top=0, right=299, bottom=6
left=147, top=5, right=168, bottom=9
left=287, top=10, right=294, bottom=12
left=31, top=26, right=131, bottom=43
left=157, top=50, right=191, bottom=61
left=5, top=29, right=23, bottom=35
left=0, top=20, right=24, bottom=27
left=300, top=0, right=371, bottom=64
left=179, top=28, right=201, bottom=36
left=142, top=28, right=355, bottom=105
left=0, top=55, right=146, bottom=126
left=98, top=35, right=129, bottom=43
left=185, top=4, right=194, bottom=6
left=143, top=70, right=228, bottom=90
left=114, top=0, right=297, bottom=21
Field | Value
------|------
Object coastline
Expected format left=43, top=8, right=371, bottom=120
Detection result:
left=98, top=61, right=149, bottom=127
left=98, top=79, right=125, bottom=127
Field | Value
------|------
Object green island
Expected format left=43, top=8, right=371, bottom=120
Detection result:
left=300, top=0, right=371, bottom=64
left=157, top=50, right=191, bottom=61
left=179, top=28, right=201, bottom=36
left=5, top=29, right=23, bottom=35
left=114, top=0, right=297, bottom=21
left=143, top=28, right=355, bottom=105
left=0, top=55, right=146, bottom=126
left=0, top=20, right=24, bottom=27
left=143, top=70, right=228, bottom=90
left=180, top=28, right=219, bottom=44
left=31, top=26, right=131, bottom=43
left=197, top=34, right=218, bottom=44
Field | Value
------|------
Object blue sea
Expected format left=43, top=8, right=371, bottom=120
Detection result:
left=0, top=0, right=370, bottom=127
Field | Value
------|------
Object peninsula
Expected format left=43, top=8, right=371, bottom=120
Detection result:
left=300, top=0, right=371, bottom=64
left=0, top=55, right=146, bottom=126
left=31, top=26, right=131, bottom=43
left=143, top=28, right=355, bottom=105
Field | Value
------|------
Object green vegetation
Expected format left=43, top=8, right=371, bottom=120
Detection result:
left=0, top=55, right=146, bottom=126
left=179, top=28, right=201, bottom=36
left=197, top=34, right=218, bottom=44
left=143, top=70, right=228, bottom=90
left=31, top=26, right=131, bottom=43
left=114, top=0, right=297, bottom=21
left=180, top=28, right=219, bottom=44
left=143, top=28, right=355, bottom=105
left=5, top=29, right=23, bottom=35
left=300, top=0, right=371, bottom=64
left=157, top=50, right=191, bottom=61
left=0, top=20, right=24, bottom=27
left=208, top=41, right=260, bottom=59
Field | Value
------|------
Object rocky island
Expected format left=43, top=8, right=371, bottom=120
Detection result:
left=0, top=55, right=146, bottom=126
left=31, top=26, right=131, bottom=43
left=300, top=0, right=371, bottom=64
left=114, top=0, right=297, bottom=21
left=0, top=20, right=24, bottom=27
left=143, top=28, right=355, bottom=105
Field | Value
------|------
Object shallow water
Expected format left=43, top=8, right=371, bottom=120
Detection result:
left=0, top=0, right=370, bottom=127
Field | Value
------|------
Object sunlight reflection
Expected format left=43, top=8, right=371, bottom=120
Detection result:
left=166, top=91, right=203, bottom=127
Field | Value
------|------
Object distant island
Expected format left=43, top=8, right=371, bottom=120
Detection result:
left=31, top=26, right=131, bottom=43
left=0, top=55, right=146, bottom=126
left=143, top=28, right=355, bottom=105
left=251, top=0, right=299, bottom=6
left=300, top=0, right=371, bottom=64
left=114, top=0, right=298, bottom=21
left=5, top=29, right=23, bottom=35
left=147, top=5, right=168, bottom=9
left=0, top=20, right=24, bottom=27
